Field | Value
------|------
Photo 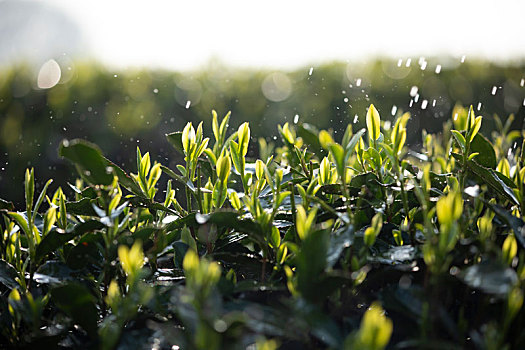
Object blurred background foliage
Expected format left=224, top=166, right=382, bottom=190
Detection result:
left=1, top=58, right=524, bottom=206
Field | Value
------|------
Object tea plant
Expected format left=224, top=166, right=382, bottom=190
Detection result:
left=0, top=104, right=524, bottom=349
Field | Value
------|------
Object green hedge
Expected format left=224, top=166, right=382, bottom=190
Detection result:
left=0, top=104, right=525, bottom=349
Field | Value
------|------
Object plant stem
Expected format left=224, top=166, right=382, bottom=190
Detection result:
left=185, top=187, right=192, bottom=212
left=196, top=165, right=203, bottom=213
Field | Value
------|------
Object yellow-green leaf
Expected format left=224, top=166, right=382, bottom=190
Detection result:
left=502, top=235, right=517, bottom=265
left=357, top=302, right=393, bottom=350
left=319, top=130, right=334, bottom=149
left=366, top=104, right=381, bottom=141
left=281, top=122, right=295, bottom=144
left=216, top=152, right=231, bottom=183
left=181, top=122, right=195, bottom=155
left=237, top=122, right=250, bottom=157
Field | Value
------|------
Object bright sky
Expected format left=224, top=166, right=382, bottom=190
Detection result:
left=42, top=0, right=525, bottom=70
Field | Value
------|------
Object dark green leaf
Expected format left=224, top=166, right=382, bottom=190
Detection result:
left=454, top=155, right=520, bottom=205
left=66, top=232, right=104, bottom=269
left=36, top=220, right=104, bottom=263
left=36, top=261, right=76, bottom=283
left=345, top=128, right=366, bottom=160
left=481, top=201, right=525, bottom=251
left=469, top=133, right=497, bottom=169
left=66, top=198, right=98, bottom=216
left=166, top=131, right=184, bottom=155
left=459, top=260, right=518, bottom=295
left=128, top=196, right=178, bottom=215
left=50, top=283, right=98, bottom=337
left=368, top=245, right=417, bottom=265
left=297, top=123, right=323, bottom=155
left=327, top=225, right=354, bottom=267
left=0, top=260, right=20, bottom=289
left=59, top=139, right=143, bottom=196
left=160, top=165, right=196, bottom=193
left=0, top=198, right=15, bottom=211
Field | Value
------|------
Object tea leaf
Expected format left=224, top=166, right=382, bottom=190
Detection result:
left=366, top=104, right=381, bottom=141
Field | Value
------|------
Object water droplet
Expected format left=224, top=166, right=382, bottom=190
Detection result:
left=419, top=57, right=427, bottom=71
left=414, top=94, right=420, bottom=103
left=409, top=86, right=418, bottom=97
left=114, top=74, right=118, bottom=78
left=353, top=114, right=359, bottom=123
left=491, top=86, right=497, bottom=95
left=308, top=67, right=314, bottom=76
left=356, top=78, right=362, bottom=87
left=461, top=55, right=466, bottom=63
left=343, top=97, right=349, bottom=103
left=409, top=100, right=414, bottom=107
left=421, top=100, right=428, bottom=110
left=185, top=100, right=191, bottom=109
left=391, top=105, right=397, bottom=115
left=397, top=59, right=403, bottom=67
left=293, top=114, right=299, bottom=124
left=37, top=59, right=61, bottom=89
left=477, top=102, right=482, bottom=111
left=432, top=99, right=437, bottom=107
left=153, top=88, right=159, bottom=94
left=405, top=58, right=412, bottom=68
left=521, top=78, right=524, bottom=87
left=435, top=64, right=442, bottom=74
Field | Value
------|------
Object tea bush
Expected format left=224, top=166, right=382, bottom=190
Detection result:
left=1, top=104, right=525, bottom=349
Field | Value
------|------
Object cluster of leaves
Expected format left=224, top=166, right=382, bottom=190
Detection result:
left=1, top=104, right=525, bottom=349
left=3, top=59, right=525, bottom=207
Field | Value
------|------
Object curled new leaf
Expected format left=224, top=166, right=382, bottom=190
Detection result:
left=366, top=104, right=381, bottom=141
left=353, top=302, right=393, bottom=350
left=182, top=122, right=196, bottom=156
left=216, top=152, right=231, bottom=183
left=237, top=122, right=251, bottom=157
left=118, top=241, right=145, bottom=279
left=436, top=191, right=463, bottom=226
